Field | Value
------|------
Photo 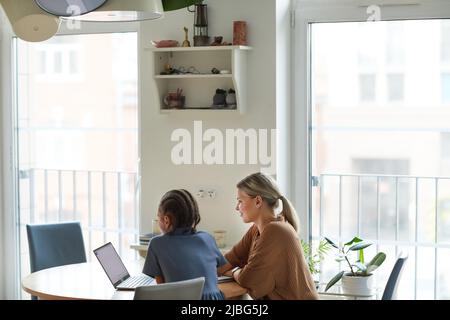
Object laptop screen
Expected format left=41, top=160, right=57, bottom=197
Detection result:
left=94, top=242, right=129, bottom=286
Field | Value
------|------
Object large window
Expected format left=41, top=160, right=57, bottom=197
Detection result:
left=310, top=19, right=450, bottom=300
left=15, top=32, right=139, bottom=298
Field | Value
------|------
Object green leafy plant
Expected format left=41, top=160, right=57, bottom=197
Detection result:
left=324, top=236, right=386, bottom=292
left=301, top=239, right=332, bottom=276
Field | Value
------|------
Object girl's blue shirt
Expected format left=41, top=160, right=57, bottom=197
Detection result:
left=142, top=227, right=228, bottom=300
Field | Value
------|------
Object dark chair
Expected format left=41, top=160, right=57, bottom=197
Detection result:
left=133, top=277, right=205, bottom=300
left=26, top=222, right=87, bottom=299
left=381, top=253, right=408, bottom=300
left=26, top=222, right=87, bottom=273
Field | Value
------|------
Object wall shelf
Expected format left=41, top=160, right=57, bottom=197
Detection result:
left=148, top=45, right=252, bottom=113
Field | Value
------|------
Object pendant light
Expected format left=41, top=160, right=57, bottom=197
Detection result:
left=35, top=0, right=107, bottom=17
left=0, top=0, right=60, bottom=42
left=57, top=0, right=164, bottom=22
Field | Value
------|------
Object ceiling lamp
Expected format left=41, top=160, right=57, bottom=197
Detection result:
left=0, top=0, right=60, bottom=42
left=36, top=0, right=164, bottom=22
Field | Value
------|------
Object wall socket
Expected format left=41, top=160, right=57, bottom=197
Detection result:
left=196, top=188, right=216, bottom=199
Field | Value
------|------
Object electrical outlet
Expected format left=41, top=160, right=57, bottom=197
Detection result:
left=207, top=189, right=216, bottom=198
left=196, top=189, right=205, bottom=198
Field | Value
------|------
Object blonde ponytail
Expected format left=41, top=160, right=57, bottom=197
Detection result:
left=237, top=172, right=300, bottom=232
left=279, top=196, right=299, bottom=232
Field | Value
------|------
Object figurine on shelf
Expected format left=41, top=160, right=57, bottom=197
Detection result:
left=211, top=36, right=223, bottom=46
left=182, top=27, right=191, bottom=47
left=212, top=89, right=227, bottom=108
left=160, top=63, right=176, bottom=75
left=226, top=88, right=237, bottom=108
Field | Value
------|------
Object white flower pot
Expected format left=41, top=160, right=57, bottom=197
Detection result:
left=341, top=273, right=374, bottom=296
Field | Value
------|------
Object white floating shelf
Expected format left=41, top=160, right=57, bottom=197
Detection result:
left=154, top=74, right=233, bottom=79
left=148, top=45, right=252, bottom=52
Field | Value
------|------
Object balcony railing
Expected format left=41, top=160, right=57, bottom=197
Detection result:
left=18, top=168, right=140, bottom=271
left=313, top=173, right=450, bottom=300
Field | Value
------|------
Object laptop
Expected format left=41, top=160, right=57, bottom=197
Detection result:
left=94, top=242, right=155, bottom=291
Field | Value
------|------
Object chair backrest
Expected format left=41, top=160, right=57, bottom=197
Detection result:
left=134, top=277, right=205, bottom=300
left=382, top=253, right=408, bottom=300
left=26, top=222, right=87, bottom=273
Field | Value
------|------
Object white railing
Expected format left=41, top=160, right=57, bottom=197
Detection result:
left=19, top=168, right=140, bottom=261
left=313, top=173, right=450, bottom=300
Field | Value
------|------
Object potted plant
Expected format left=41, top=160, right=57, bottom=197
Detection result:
left=324, top=236, right=386, bottom=296
left=301, top=239, right=332, bottom=288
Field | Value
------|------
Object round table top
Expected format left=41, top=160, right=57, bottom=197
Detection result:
left=21, top=260, right=247, bottom=300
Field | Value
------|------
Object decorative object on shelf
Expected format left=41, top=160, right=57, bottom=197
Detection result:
left=152, top=46, right=250, bottom=113
left=182, top=26, right=191, bottom=47
left=160, top=63, right=176, bottom=75
left=188, top=1, right=209, bottom=46
left=152, top=40, right=179, bottom=48
left=233, top=20, right=247, bottom=45
left=211, top=36, right=223, bottom=46
left=219, top=70, right=230, bottom=74
left=0, top=0, right=61, bottom=42
left=35, top=0, right=164, bottom=22
left=163, top=89, right=185, bottom=108
left=324, top=236, right=386, bottom=296
left=226, top=89, right=237, bottom=107
left=180, top=66, right=200, bottom=74
left=212, top=89, right=227, bottom=108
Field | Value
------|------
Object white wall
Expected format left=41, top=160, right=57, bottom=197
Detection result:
left=139, top=0, right=278, bottom=245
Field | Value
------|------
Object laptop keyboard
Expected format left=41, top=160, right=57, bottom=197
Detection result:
left=118, top=276, right=154, bottom=289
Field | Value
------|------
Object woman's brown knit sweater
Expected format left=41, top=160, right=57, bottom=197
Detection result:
left=225, top=221, right=319, bottom=300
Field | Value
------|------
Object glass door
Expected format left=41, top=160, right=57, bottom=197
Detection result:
left=310, top=19, right=450, bottom=299
left=14, top=32, right=140, bottom=298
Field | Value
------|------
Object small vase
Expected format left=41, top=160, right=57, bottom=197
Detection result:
left=233, top=21, right=247, bottom=45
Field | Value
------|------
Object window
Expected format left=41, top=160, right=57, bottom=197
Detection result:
left=15, top=32, right=139, bottom=299
left=386, top=23, right=404, bottom=66
left=359, top=74, right=376, bottom=102
left=440, top=133, right=450, bottom=158
left=35, top=37, right=82, bottom=81
left=442, top=20, right=450, bottom=63
left=442, top=73, right=450, bottom=103
left=387, top=74, right=404, bottom=102
left=310, top=19, right=450, bottom=300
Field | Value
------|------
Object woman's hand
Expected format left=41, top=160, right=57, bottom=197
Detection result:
left=231, top=268, right=242, bottom=283
left=217, top=262, right=233, bottom=276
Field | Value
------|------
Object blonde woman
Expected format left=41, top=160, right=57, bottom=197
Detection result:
left=221, top=172, right=319, bottom=300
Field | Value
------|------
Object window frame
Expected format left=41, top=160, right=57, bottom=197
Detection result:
left=293, top=0, right=450, bottom=243
left=1, top=19, right=140, bottom=299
